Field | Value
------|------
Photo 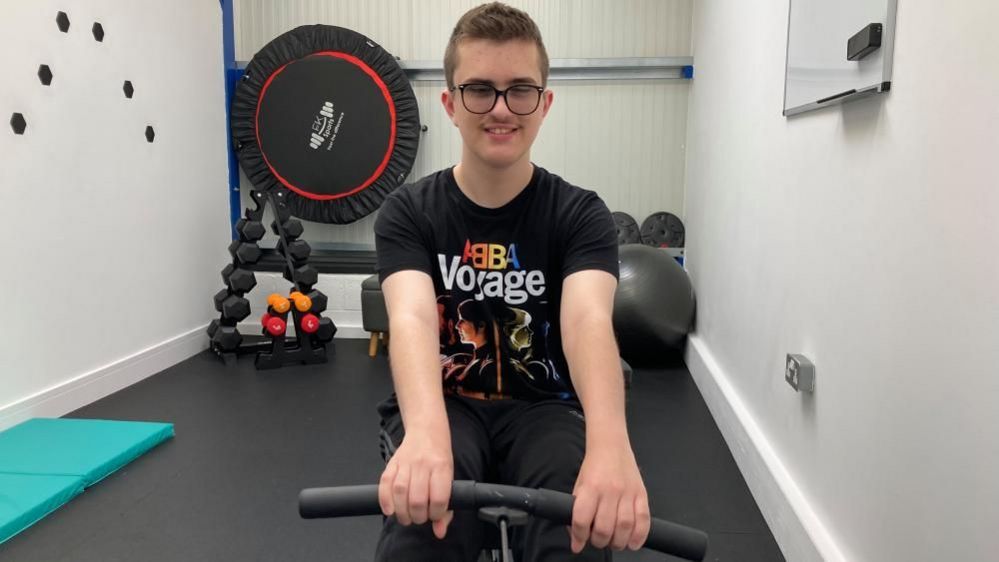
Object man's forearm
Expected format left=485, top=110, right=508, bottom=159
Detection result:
left=388, top=312, right=449, bottom=434
left=562, top=314, right=630, bottom=447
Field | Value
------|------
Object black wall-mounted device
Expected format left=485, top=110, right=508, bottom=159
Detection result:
left=847, top=23, right=882, bottom=61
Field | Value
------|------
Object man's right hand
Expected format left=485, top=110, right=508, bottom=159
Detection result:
left=378, top=428, right=455, bottom=539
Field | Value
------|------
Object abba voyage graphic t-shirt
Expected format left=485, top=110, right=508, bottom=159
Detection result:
left=374, top=165, right=618, bottom=401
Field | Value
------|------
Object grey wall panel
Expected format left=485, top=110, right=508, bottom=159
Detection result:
left=235, top=0, right=692, bottom=60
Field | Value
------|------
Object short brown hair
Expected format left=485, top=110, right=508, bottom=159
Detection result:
left=443, top=2, right=550, bottom=89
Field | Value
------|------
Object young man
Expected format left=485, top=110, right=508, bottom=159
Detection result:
left=373, top=3, right=649, bottom=560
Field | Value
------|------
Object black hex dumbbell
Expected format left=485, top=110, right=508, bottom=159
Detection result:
left=235, top=218, right=265, bottom=242
left=283, top=264, right=318, bottom=286
left=220, top=295, right=250, bottom=322
left=211, top=325, right=242, bottom=351
left=306, top=289, right=327, bottom=314
left=272, top=218, right=304, bottom=239
left=315, top=317, right=336, bottom=343
left=277, top=239, right=311, bottom=261
left=221, top=264, right=235, bottom=285
left=213, top=289, right=230, bottom=312
left=228, top=240, right=261, bottom=264
left=222, top=264, right=256, bottom=292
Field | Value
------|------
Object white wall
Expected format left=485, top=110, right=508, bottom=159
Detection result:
left=684, top=1, right=999, bottom=561
left=0, top=0, right=230, bottom=430
left=233, top=0, right=693, bottom=245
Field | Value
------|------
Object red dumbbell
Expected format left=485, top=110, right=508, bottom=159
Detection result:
left=261, top=313, right=287, bottom=337
left=300, top=313, right=320, bottom=334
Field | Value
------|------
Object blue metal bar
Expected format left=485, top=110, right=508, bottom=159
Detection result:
left=221, top=0, right=241, bottom=240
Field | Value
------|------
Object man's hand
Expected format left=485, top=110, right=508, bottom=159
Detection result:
left=377, top=270, right=454, bottom=538
left=378, top=429, right=455, bottom=539
left=570, top=443, right=650, bottom=552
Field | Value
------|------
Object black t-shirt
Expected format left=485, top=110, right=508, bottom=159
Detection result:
left=374, top=165, right=618, bottom=401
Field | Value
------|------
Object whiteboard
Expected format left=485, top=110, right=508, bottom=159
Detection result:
left=783, top=0, right=897, bottom=116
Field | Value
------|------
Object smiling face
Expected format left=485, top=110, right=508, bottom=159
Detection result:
left=442, top=38, right=554, bottom=171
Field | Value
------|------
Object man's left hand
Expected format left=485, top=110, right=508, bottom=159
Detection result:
left=570, top=443, right=650, bottom=552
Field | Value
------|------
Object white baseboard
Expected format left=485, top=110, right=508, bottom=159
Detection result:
left=331, top=325, right=368, bottom=339
left=0, top=322, right=371, bottom=434
left=685, top=336, right=846, bottom=562
left=0, top=326, right=209, bottom=432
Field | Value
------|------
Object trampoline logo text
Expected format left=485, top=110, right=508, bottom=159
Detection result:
left=309, top=101, right=344, bottom=150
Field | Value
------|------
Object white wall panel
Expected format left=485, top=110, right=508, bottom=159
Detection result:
left=0, top=0, right=230, bottom=426
left=685, top=0, right=999, bottom=560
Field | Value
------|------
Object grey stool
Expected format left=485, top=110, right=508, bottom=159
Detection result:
left=361, top=274, right=389, bottom=357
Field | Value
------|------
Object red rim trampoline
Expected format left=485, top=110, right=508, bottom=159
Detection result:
left=231, top=25, right=420, bottom=224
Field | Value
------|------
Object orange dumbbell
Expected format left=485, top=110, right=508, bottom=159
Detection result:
left=267, top=293, right=291, bottom=314
left=289, top=291, right=313, bottom=312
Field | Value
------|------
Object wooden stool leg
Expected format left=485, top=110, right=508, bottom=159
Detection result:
left=368, top=332, right=380, bottom=358
left=382, top=332, right=389, bottom=349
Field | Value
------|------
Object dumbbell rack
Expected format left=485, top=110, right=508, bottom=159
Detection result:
left=207, top=187, right=337, bottom=369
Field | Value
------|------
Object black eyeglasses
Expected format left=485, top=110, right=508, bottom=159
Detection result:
left=452, top=83, right=545, bottom=115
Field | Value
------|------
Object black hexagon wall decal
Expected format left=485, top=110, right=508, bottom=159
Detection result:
left=11, top=113, right=27, bottom=135
left=38, top=64, right=53, bottom=86
left=56, top=12, right=70, bottom=32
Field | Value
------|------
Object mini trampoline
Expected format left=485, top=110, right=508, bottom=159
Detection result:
left=231, top=25, right=420, bottom=224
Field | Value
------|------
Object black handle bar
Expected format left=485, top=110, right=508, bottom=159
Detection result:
left=299, top=481, right=707, bottom=561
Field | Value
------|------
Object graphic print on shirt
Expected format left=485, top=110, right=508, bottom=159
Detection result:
left=436, top=239, right=565, bottom=399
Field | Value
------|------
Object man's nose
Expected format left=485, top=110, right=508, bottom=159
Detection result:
left=490, top=92, right=514, bottom=116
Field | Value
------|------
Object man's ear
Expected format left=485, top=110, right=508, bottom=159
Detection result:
left=442, top=88, right=458, bottom=125
left=540, top=89, right=554, bottom=118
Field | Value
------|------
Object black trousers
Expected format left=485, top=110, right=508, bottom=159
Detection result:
left=375, top=394, right=612, bottom=562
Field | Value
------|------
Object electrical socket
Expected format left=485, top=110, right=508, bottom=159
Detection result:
left=785, top=354, right=815, bottom=392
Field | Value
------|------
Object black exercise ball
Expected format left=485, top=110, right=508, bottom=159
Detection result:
left=613, top=244, right=695, bottom=359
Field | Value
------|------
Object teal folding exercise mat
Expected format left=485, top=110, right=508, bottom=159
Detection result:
left=0, top=418, right=174, bottom=544
left=0, top=473, right=84, bottom=546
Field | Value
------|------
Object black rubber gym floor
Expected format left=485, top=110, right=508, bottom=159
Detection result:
left=1, top=339, right=784, bottom=562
